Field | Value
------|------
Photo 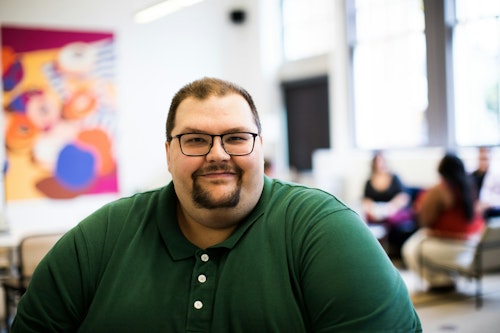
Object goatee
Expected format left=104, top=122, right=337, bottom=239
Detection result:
left=192, top=165, right=242, bottom=209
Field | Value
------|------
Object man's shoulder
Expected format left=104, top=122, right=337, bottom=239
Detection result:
left=264, top=178, right=352, bottom=214
left=106, top=185, right=172, bottom=208
left=79, top=185, right=172, bottom=225
left=268, top=178, right=338, bottom=199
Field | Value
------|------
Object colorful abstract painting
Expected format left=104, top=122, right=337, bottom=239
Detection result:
left=1, top=25, right=118, bottom=200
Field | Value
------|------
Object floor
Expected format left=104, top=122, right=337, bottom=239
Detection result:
left=398, top=262, right=500, bottom=333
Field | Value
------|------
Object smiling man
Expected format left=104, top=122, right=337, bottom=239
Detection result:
left=165, top=88, right=264, bottom=248
left=12, top=77, right=422, bottom=332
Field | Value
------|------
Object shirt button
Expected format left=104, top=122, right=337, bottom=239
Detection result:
left=198, top=274, right=207, bottom=283
left=194, top=300, right=203, bottom=309
left=201, top=253, right=209, bottom=262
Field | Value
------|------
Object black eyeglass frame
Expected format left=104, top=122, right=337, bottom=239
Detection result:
left=170, top=132, right=259, bottom=156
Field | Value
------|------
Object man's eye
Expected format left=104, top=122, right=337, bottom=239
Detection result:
left=185, top=136, right=209, bottom=144
left=225, top=134, right=247, bottom=142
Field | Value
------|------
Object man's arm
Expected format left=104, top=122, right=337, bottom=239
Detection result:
left=300, top=208, right=422, bottom=332
left=11, top=206, right=112, bottom=333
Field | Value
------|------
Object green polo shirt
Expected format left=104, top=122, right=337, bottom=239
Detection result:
left=12, top=177, right=421, bottom=332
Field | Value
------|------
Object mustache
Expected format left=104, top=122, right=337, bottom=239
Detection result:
left=192, top=164, right=242, bottom=177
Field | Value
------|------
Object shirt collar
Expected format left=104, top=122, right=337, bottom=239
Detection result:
left=158, top=177, right=271, bottom=259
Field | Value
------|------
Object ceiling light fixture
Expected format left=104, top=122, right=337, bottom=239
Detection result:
left=134, top=0, right=205, bottom=24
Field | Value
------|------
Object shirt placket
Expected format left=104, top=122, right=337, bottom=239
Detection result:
left=186, top=250, right=218, bottom=332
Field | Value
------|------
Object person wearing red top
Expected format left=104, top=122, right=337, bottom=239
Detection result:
left=402, top=153, right=485, bottom=292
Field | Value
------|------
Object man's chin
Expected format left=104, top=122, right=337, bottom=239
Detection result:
left=192, top=187, right=240, bottom=209
left=194, top=197, right=240, bottom=210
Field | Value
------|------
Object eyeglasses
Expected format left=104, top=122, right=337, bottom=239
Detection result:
left=171, top=132, right=259, bottom=156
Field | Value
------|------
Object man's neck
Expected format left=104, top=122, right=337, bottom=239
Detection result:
left=176, top=204, right=238, bottom=249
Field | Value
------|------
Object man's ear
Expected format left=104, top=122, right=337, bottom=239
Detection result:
left=165, top=141, right=171, bottom=172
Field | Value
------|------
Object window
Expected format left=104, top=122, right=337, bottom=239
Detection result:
left=281, top=0, right=335, bottom=61
left=453, top=0, right=500, bottom=146
left=281, top=0, right=500, bottom=151
left=349, top=0, right=427, bottom=149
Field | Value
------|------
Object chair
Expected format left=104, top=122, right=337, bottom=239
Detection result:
left=419, top=217, right=500, bottom=309
left=2, top=233, right=64, bottom=331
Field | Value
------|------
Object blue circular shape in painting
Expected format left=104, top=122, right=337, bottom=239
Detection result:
left=55, top=143, right=96, bottom=191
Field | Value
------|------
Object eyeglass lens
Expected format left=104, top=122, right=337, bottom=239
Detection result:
left=179, top=132, right=256, bottom=156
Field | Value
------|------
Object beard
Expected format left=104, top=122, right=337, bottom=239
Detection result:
left=191, top=166, right=242, bottom=209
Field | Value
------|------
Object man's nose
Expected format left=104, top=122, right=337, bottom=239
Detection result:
left=206, top=136, right=230, bottom=158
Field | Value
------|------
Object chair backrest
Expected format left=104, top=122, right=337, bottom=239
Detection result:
left=18, top=233, right=64, bottom=282
left=475, top=217, right=500, bottom=272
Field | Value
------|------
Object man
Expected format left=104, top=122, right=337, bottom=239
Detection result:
left=471, top=146, right=500, bottom=218
left=12, top=77, right=421, bottom=332
left=471, top=146, right=491, bottom=195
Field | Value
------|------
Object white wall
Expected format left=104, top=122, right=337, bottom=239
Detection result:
left=0, top=0, right=284, bottom=233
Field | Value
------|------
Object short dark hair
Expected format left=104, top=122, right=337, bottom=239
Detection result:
left=166, top=77, right=262, bottom=141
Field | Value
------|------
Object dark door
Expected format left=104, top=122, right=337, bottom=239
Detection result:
left=282, top=76, right=330, bottom=171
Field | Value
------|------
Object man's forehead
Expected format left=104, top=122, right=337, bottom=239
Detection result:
left=174, top=95, right=256, bottom=132
left=179, top=93, right=245, bottom=106
left=176, top=95, right=252, bottom=117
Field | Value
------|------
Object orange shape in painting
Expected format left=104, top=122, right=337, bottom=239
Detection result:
left=63, top=89, right=97, bottom=120
left=1, top=47, right=17, bottom=73
left=5, top=113, right=39, bottom=152
left=77, top=128, right=115, bottom=175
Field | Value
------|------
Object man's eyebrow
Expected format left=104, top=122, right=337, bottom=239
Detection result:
left=178, top=127, right=254, bottom=134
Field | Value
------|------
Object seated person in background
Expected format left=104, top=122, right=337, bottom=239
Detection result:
left=362, top=150, right=416, bottom=258
left=264, top=157, right=274, bottom=177
left=471, top=146, right=500, bottom=219
left=12, top=77, right=421, bottom=332
left=471, top=146, right=490, bottom=194
left=402, top=153, right=486, bottom=293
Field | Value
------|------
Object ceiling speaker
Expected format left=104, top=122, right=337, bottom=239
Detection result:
left=229, top=9, right=246, bottom=24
